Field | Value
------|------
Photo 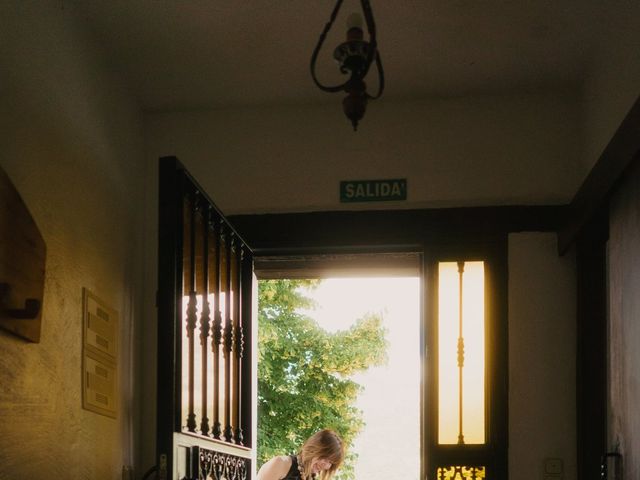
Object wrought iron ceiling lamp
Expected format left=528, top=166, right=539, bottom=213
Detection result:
left=310, top=0, right=385, bottom=131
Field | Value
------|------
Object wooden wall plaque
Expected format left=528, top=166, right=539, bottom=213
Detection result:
left=0, top=165, right=46, bottom=342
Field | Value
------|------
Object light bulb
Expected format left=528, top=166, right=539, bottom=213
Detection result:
left=346, top=12, right=363, bottom=31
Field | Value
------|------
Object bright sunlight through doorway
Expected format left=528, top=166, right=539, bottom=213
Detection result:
left=283, top=277, right=420, bottom=480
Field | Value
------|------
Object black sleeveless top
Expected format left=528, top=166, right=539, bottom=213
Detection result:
left=282, top=455, right=302, bottom=480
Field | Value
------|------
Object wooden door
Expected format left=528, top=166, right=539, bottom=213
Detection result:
left=157, top=156, right=254, bottom=480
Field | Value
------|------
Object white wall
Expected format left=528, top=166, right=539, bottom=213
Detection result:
left=582, top=1, right=640, bottom=171
left=0, top=2, right=144, bottom=479
left=509, top=233, right=577, bottom=480
left=608, top=160, right=640, bottom=480
left=145, top=91, right=583, bottom=215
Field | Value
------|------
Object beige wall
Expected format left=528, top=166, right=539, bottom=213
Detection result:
left=0, top=2, right=144, bottom=479
left=145, top=91, right=583, bottom=215
left=509, top=233, right=577, bottom=480
left=582, top=1, right=640, bottom=171
left=608, top=160, right=640, bottom=479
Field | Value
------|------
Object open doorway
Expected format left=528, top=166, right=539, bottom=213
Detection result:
left=300, top=277, right=420, bottom=480
left=255, top=253, right=421, bottom=480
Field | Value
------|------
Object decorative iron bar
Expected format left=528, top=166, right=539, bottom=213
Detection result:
left=457, top=261, right=465, bottom=445
left=212, top=220, right=223, bottom=440
left=437, top=465, right=486, bottom=480
left=199, top=204, right=212, bottom=436
left=186, top=191, right=199, bottom=433
left=198, top=448, right=249, bottom=480
left=223, top=233, right=234, bottom=443
left=234, top=245, right=245, bottom=445
left=231, top=247, right=238, bottom=442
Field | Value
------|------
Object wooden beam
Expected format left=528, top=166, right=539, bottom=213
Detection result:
left=229, top=205, right=565, bottom=255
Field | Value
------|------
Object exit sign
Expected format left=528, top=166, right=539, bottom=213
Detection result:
left=340, top=179, right=407, bottom=203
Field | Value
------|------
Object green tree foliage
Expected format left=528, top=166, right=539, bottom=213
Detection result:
left=258, top=279, right=388, bottom=479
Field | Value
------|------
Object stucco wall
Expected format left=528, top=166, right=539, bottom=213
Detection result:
left=509, top=233, right=577, bottom=480
left=582, top=1, right=640, bottom=171
left=145, top=91, right=583, bottom=215
left=608, top=160, right=640, bottom=479
left=0, top=2, right=144, bottom=479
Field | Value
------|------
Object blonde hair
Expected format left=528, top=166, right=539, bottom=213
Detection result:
left=298, top=429, right=344, bottom=480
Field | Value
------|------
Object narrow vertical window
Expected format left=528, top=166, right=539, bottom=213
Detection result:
left=438, top=261, right=485, bottom=445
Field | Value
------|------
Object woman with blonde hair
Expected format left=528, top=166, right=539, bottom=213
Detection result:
left=257, top=429, right=344, bottom=480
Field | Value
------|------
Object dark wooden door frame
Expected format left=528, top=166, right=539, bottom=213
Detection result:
left=575, top=208, right=608, bottom=480
left=229, top=205, right=563, bottom=256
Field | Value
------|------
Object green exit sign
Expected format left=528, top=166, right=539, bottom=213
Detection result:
left=340, top=179, right=407, bottom=203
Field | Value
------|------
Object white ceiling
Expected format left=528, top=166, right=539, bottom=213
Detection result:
left=70, top=0, right=607, bottom=112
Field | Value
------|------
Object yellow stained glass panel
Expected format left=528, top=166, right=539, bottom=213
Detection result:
left=438, top=261, right=485, bottom=444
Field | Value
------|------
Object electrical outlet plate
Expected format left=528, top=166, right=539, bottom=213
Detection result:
left=544, top=458, right=563, bottom=475
left=82, top=288, right=118, bottom=418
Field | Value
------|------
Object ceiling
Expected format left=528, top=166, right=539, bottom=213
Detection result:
left=70, top=0, right=607, bottom=112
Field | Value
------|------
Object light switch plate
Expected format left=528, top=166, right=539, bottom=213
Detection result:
left=83, top=350, right=117, bottom=417
left=544, top=458, right=563, bottom=474
left=83, top=288, right=118, bottom=360
left=82, top=288, right=118, bottom=418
